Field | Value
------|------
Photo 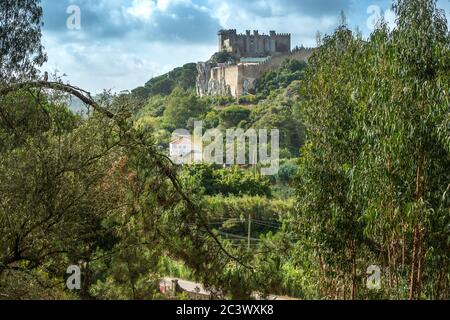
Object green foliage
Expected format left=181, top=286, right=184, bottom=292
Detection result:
left=204, top=195, right=291, bottom=220
left=214, top=167, right=272, bottom=197
left=131, top=63, right=198, bottom=100
left=200, top=95, right=235, bottom=107
left=275, top=160, right=298, bottom=185
left=237, top=95, right=257, bottom=105
left=203, top=110, right=220, bottom=129
left=137, top=94, right=167, bottom=118
left=219, top=105, right=251, bottom=128
left=159, top=257, right=194, bottom=280
left=210, top=51, right=234, bottom=64
left=162, top=88, right=208, bottom=130
left=291, top=0, right=450, bottom=299
left=250, top=83, right=306, bottom=156
left=0, top=89, right=241, bottom=300
left=89, top=243, right=161, bottom=300
left=256, top=59, right=307, bottom=99
left=0, top=0, right=47, bottom=82
left=0, top=91, right=125, bottom=299
left=182, top=164, right=272, bottom=197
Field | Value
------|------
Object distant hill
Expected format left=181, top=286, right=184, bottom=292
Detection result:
left=67, top=93, right=113, bottom=115
left=131, top=63, right=198, bottom=100
left=67, top=96, right=89, bottom=114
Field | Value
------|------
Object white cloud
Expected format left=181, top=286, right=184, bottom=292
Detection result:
left=42, top=32, right=215, bottom=93
left=209, top=0, right=339, bottom=47
left=212, top=2, right=231, bottom=27
left=383, top=9, right=396, bottom=30
left=156, top=0, right=172, bottom=11
left=127, top=0, right=155, bottom=21
left=125, top=0, right=194, bottom=22
left=157, top=0, right=192, bottom=11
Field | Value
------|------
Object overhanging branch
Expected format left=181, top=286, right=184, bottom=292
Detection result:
left=0, top=81, right=115, bottom=118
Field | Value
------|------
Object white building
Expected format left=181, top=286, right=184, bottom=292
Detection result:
left=169, top=135, right=202, bottom=164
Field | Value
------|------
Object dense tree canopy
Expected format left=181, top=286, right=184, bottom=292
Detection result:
left=256, top=59, right=307, bottom=99
left=291, top=0, right=449, bottom=299
left=131, top=63, right=198, bottom=101
left=162, top=88, right=208, bottom=130
left=0, top=0, right=46, bottom=82
left=219, top=105, right=251, bottom=128
left=182, top=164, right=272, bottom=197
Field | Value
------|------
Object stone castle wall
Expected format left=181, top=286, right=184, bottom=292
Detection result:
left=197, top=48, right=314, bottom=98
left=218, top=29, right=291, bottom=58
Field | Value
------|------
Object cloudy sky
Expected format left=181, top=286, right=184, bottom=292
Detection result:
left=40, top=0, right=450, bottom=93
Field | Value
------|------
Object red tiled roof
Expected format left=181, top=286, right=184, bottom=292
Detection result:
left=170, top=137, right=192, bottom=145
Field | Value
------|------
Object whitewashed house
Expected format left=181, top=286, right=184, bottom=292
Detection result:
left=169, top=135, right=202, bottom=164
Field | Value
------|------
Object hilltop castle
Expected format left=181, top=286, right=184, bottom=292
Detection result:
left=218, top=29, right=291, bottom=58
left=197, top=29, right=312, bottom=98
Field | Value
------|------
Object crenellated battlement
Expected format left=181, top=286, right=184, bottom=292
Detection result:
left=218, top=29, right=291, bottom=59
left=220, top=30, right=290, bottom=37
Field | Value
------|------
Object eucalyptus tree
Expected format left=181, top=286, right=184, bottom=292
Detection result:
left=351, top=0, right=450, bottom=299
left=293, top=23, right=367, bottom=299
left=0, top=0, right=47, bottom=82
left=292, top=0, right=449, bottom=299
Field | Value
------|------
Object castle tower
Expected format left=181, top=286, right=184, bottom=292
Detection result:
left=218, top=29, right=291, bottom=58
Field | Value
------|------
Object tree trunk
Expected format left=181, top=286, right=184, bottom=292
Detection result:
left=409, top=225, right=419, bottom=299
left=410, top=151, right=425, bottom=300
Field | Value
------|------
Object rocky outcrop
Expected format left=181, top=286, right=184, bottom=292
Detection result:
left=196, top=61, right=231, bottom=97
left=243, top=77, right=257, bottom=95
left=208, top=72, right=230, bottom=97
left=196, top=62, right=211, bottom=96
